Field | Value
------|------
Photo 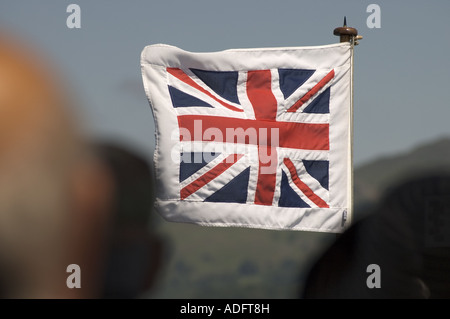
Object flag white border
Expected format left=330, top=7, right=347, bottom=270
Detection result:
left=141, top=43, right=352, bottom=232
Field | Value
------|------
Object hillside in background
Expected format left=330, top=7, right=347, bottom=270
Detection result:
left=355, top=137, right=450, bottom=211
left=147, top=136, right=450, bottom=298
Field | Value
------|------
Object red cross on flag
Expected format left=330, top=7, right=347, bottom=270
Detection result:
left=141, top=43, right=352, bottom=232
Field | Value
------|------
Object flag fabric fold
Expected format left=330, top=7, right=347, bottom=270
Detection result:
left=141, top=43, right=352, bottom=232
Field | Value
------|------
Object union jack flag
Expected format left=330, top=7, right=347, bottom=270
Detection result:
left=141, top=43, right=352, bottom=232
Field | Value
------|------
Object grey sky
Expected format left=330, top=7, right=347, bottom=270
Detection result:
left=1, top=0, right=449, bottom=165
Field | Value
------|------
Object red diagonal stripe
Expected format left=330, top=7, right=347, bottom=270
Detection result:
left=283, top=158, right=329, bottom=208
left=287, top=69, right=335, bottom=113
left=180, top=154, right=244, bottom=200
left=246, top=70, right=278, bottom=120
left=178, top=115, right=329, bottom=150
left=167, top=67, right=243, bottom=113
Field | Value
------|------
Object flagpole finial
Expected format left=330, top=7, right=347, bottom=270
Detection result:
left=334, top=17, right=360, bottom=44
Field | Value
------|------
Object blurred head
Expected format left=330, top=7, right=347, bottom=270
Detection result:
left=92, top=142, right=163, bottom=299
left=0, top=31, right=119, bottom=299
left=0, top=32, right=162, bottom=299
left=0, top=32, right=87, bottom=297
left=302, top=174, right=450, bottom=299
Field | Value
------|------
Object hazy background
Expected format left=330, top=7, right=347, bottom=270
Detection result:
left=1, top=0, right=449, bottom=298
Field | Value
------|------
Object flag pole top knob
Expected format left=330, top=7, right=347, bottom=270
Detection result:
left=334, top=16, right=358, bottom=43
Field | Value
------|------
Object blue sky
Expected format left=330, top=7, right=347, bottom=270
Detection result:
left=1, top=0, right=449, bottom=165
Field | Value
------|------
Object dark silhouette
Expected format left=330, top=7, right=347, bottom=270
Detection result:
left=302, top=174, right=450, bottom=298
left=93, top=142, right=164, bottom=298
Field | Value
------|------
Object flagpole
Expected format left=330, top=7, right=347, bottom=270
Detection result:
left=333, top=17, right=361, bottom=230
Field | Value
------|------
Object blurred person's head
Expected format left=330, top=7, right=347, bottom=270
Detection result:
left=92, top=142, right=163, bottom=299
left=0, top=32, right=112, bottom=298
left=302, top=174, right=450, bottom=298
left=0, top=32, right=162, bottom=299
